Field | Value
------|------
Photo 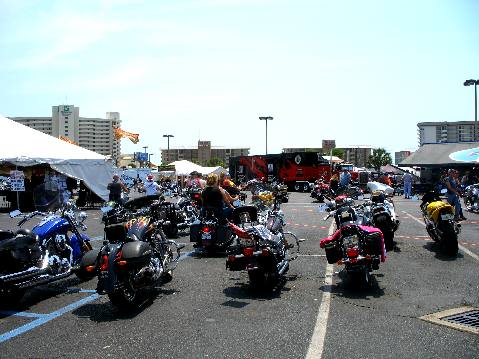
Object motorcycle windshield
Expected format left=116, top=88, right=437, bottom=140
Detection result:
left=32, top=180, right=65, bottom=212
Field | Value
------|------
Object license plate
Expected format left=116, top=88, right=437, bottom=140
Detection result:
left=441, top=213, right=454, bottom=220
left=201, top=233, right=212, bottom=240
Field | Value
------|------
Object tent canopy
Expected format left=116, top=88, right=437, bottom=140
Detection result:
left=167, top=160, right=226, bottom=176
left=399, top=143, right=479, bottom=168
left=0, top=115, right=115, bottom=200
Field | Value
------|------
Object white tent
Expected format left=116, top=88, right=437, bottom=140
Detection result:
left=167, top=160, right=204, bottom=176
left=167, top=160, right=226, bottom=176
left=202, top=166, right=226, bottom=175
left=0, top=115, right=115, bottom=200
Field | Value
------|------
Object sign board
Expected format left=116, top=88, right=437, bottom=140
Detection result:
left=134, top=152, right=149, bottom=162
left=10, top=170, right=25, bottom=192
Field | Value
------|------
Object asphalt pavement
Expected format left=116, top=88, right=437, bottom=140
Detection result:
left=0, top=192, right=478, bottom=359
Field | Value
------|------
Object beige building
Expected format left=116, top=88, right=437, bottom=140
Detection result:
left=10, top=105, right=121, bottom=163
left=161, top=140, right=249, bottom=167
left=395, top=150, right=413, bottom=165
left=418, top=121, right=478, bottom=145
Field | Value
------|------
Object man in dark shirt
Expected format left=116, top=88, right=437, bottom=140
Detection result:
left=107, top=174, right=129, bottom=203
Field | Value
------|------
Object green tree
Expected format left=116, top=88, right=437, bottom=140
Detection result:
left=367, top=148, right=392, bottom=171
left=206, top=158, right=226, bottom=168
left=331, top=148, right=344, bottom=159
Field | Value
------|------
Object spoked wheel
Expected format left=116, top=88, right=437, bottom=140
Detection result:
left=108, top=273, right=140, bottom=310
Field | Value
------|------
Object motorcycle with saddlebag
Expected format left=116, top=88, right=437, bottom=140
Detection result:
left=93, top=199, right=185, bottom=309
left=0, top=181, right=95, bottom=305
left=226, top=205, right=300, bottom=289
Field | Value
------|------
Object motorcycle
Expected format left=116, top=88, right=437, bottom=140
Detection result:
left=311, top=178, right=330, bottom=202
left=463, top=183, right=479, bottom=213
left=365, top=191, right=400, bottom=251
left=226, top=205, right=300, bottom=289
left=420, top=191, right=459, bottom=256
left=93, top=201, right=185, bottom=309
left=320, top=222, right=385, bottom=289
left=190, top=206, right=234, bottom=254
left=0, top=181, right=95, bottom=305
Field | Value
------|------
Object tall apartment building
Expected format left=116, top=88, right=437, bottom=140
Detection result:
left=342, top=146, right=373, bottom=168
left=161, top=140, right=249, bottom=167
left=395, top=150, right=413, bottom=165
left=418, top=121, right=478, bottom=146
left=10, top=105, right=121, bottom=162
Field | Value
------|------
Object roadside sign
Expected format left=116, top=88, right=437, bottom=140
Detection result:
left=10, top=170, right=25, bottom=192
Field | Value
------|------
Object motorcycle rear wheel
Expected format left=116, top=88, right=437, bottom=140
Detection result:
left=440, top=224, right=458, bottom=256
left=352, top=270, right=372, bottom=289
left=108, top=275, right=140, bottom=309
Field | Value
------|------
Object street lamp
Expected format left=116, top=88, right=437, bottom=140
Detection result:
left=163, top=134, right=174, bottom=164
left=464, top=79, right=479, bottom=141
left=142, top=146, right=148, bottom=168
left=259, top=116, right=273, bottom=155
left=148, top=154, right=154, bottom=168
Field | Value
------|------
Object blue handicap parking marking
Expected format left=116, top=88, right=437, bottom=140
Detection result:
left=0, top=288, right=99, bottom=344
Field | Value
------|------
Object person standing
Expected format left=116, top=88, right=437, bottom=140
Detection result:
left=144, top=174, right=161, bottom=196
left=403, top=171, right=413, bottom=199
left=445, top=169, right=466, bottom=221
left=107, top=174, right=129, bottom=203
left=339, top=169, right=351, bottom=188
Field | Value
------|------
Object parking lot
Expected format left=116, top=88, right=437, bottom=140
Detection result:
left=0, top=193, right=478, bottom=358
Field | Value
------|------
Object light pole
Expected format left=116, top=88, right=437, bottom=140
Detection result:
left=259, top=116, right=273, bottom=155
left=464, top=79, right=478, bottom=141
left=163, top=134, right=174, bottom=164
left=148, top=154, right=154, bottom=168
left=142, top=146, right=148, bottom=168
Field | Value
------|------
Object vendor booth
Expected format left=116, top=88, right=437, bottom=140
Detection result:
left=0, top=115, right=115, bottom=210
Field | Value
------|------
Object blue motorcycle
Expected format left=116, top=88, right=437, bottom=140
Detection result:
left=0, top=181, right=97, bottom=305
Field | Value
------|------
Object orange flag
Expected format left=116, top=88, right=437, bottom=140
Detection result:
left=59, top=136, right=79, bottom=146
left=113, top=127, right=140, bottom=144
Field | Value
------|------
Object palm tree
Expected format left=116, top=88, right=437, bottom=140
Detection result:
left=367, top=148, right=392, bottom=171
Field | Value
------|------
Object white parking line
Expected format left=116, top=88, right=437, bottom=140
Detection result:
left=402, top=210, right=479, bottom=263
left=306, top=220, right=334, bottom=359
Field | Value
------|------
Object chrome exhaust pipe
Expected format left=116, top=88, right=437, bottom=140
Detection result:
left=277, top=260, right=289, bottom=276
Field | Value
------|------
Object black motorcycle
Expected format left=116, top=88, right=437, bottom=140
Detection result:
left=190, top=206, right=233, bottom=254
left=226, top=205, right=300, bottom=289
left=93, top=201, right=185, bottom=309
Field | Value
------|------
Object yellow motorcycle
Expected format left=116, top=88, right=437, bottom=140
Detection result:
left=420, top=191, right=460, bottom=256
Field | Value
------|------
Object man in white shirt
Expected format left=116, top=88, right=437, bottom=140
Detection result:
left=144, top=174, right=161, bottom=196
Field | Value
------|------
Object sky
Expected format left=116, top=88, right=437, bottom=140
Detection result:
left=1, top=0, right=478, bottom=163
